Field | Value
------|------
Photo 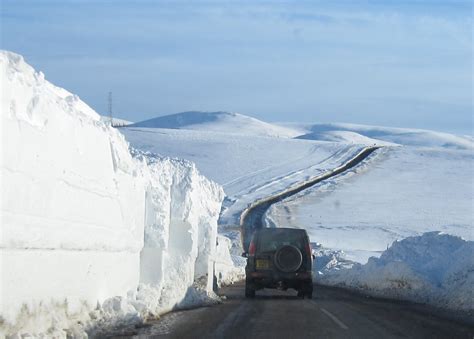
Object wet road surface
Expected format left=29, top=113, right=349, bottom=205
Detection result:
left=107, top=283, right=474, bottom=339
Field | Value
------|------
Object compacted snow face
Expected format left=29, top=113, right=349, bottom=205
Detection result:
left=1, top=51, right=234, bottom=337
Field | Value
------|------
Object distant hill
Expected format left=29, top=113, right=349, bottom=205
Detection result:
left=130, top=111, right=304, bottom=138
left=130, top=111, right=472, bottom=150
left=290, top=122, right=474, bottom=150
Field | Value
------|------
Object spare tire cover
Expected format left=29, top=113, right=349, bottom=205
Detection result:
left=274, top=245, right=303, bottom=273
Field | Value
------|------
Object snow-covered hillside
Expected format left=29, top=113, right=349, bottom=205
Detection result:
left=266, top=146, right=473, bottom=263
left=263, top=123, right=473, bottom=311
left=1, top=51, right=237, bottom=337
left=121, top=127, right=364, bottom=227
left=122, top=112, right=473, bottom=308
left=130, top=111, right=304, bottom=138
left=125, top=110, right=473, bottom=313
left=291, top=122, right=474, bottom=150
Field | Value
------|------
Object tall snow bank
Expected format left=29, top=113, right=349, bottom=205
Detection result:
left=317, top=232, right=474, bottom=312
left=1, top=50, right=147, bottom=335
left=0, top=51, right=227, bottom=337
left=134, top=151, right=224, bottom=313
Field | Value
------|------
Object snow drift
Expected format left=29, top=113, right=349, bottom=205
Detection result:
left=0, top=50, right=234, bottom=337
left=317, top=232, right=474, bottom=312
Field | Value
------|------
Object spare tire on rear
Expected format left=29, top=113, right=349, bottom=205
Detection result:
left=274, top=245, right=303, bottom=272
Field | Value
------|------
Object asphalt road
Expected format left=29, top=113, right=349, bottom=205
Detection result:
left=108, top=283, right=474, bottom=339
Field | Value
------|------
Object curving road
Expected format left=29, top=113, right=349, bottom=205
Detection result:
left=108, top=283, right=474, bottom=338
left=240, top=146, right=380, bottom=251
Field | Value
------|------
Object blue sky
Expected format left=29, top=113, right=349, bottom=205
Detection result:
left=2, top=0, right=472, bottom=133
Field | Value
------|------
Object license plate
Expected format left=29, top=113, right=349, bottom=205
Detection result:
left=256, top=259, right=270, bottom=269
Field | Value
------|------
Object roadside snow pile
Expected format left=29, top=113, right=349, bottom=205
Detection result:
left=317, top=232, right=474, bottom=312
left=215, top=234, right=246, bottom=286
left=1, top=50, right=236, bottom=337
left=311, top=243, right=356, bottom=274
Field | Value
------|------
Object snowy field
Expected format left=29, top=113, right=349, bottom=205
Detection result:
left=266, top=146, right=473, bottom=263
left=262, top=126, right=473, bottom=312
left=121, top=125, right=366, bottom=226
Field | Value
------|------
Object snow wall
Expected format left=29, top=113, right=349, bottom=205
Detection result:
left=0, top=51, right=231, bottom=337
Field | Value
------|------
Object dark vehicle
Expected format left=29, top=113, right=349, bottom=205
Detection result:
left=243, top=228, right=313, bottom=298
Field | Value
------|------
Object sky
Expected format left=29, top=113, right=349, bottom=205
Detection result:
left=1, top=0, right=472, bottom=134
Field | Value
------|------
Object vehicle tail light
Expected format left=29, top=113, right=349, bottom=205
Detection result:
left=249, top=240, right=256, bottom=256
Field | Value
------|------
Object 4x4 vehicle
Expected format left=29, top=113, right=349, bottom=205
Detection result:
left=243, top=228, right=313, bottom=298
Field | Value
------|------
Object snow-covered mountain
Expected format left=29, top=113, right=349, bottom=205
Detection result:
left=131, top=111, right=304, bottom=138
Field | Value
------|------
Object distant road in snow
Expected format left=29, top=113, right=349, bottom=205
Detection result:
left=240, top=146, right=380, bottom=251
left=111, top=283, right=474, bottom=338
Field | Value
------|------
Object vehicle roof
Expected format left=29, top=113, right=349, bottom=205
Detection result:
left=256, top=227, right=307, bottom=234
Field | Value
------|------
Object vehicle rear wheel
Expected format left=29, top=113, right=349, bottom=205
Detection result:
left=245, top=281, right=256, bottom=298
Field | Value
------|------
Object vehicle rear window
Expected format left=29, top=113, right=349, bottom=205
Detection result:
left=257, top=229, right=305, bottom=252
